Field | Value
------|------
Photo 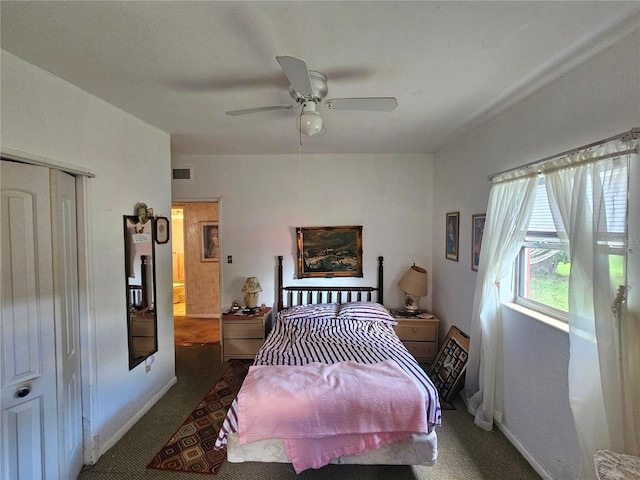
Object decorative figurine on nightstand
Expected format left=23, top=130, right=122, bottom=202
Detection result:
left=398, top=264, right=428, bottom=311
left=241, top=277, right=262, bottom=311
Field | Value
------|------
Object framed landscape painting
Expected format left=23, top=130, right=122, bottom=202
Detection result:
left=446, top=212, right=459, bottom=261
left=296, top=226, right=363, bottom=278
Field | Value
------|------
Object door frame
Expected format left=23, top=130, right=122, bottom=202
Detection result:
left=171, top=197, right=221, bottom=320
left=1, top=147, right=100, bottom=464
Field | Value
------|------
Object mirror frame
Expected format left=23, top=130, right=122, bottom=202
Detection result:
left=123, top=215, right=158, bottom=370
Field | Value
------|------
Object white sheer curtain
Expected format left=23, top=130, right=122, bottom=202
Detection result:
left=546, top=147, right=638, bottom=478
left=462, top=175, right=537, bottom=430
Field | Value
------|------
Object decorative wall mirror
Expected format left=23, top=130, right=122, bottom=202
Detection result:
left=124, top=215, right=158, bottom=369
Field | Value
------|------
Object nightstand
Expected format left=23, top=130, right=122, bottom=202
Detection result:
left=389, top=309, right=440, bottom=364
left=221, top=307, right=271, bottom=362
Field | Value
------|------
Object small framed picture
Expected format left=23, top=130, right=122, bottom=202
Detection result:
left=201, top=222, right=219, bottom=262
left=471, top=214, right=486, bottom=271
left=445, top=211, right=460, bottom=262
left=154, top=216, right=170, bottom=244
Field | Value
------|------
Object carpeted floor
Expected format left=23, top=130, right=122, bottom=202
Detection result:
left=78, top=343, right=541, bottom=479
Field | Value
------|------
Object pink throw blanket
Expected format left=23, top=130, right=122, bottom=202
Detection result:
left=237, top=360, right=428, bottom=473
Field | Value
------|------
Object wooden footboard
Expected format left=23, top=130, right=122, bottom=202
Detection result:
left=276, top=255, right=384, bottom=311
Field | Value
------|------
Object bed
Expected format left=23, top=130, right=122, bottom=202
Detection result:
left=214, top=256, right=441, bottom=473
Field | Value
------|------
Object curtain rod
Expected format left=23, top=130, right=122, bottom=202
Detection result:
left=487, top=128, right=639, bottom=181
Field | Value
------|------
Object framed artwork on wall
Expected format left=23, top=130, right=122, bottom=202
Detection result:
left=200, top=222, right=219, bottom=262
left=296, top=226, right=363, bottom=278
left=471, top=214, right=486, bottom=271
left=154, top=216, right=170, bottom=244
left=445, top=211, right=460, bottom=261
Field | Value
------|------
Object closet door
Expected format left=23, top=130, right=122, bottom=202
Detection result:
left=1, top=161, right=59, bottom=479
left=1, top=161, right=83, bottom=480
left=51, top=169, right=83, bottom=480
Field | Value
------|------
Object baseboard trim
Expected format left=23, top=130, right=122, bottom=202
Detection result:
left=97, top=375, right=177, bottom=458
left=495, top=419, right=552, bottom=480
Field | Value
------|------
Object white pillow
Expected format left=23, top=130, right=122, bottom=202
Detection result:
left=336, top=301, right=396, bottom=323
left=278, top=302, right=339, bottom=322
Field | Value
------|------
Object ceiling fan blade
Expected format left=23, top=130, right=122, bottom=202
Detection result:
left=325, top=97, right=398, bottom=111
left=276, top=56, right=314, bottom=97
left=225, top=104, right=296, bottom=116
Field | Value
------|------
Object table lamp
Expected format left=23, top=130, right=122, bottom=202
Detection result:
left=241, top=277, right=262, bottom=309
left=397, top=264, right=428, bottom=311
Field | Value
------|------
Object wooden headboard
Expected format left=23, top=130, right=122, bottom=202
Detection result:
left=276, top=255, right=384, bottom=311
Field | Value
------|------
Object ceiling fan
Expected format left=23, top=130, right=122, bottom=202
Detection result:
left=225, top=56, right=398, bottom=137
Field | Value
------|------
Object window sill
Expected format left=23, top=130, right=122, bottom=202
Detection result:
left=503, top=302, right=569, bottom=334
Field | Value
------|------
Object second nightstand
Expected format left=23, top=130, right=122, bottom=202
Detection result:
left=390, top=310, right=440, bottom=364
left=221, top=307, right=271, bottom=362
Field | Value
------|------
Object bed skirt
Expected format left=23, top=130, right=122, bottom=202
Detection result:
left=226, top=431, right=438, bottom=466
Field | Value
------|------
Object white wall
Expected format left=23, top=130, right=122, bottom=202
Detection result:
left=1, top=51, right=175, bottom=458
left=432, top=28, right=640, bottom=479
left=171, top=153, right=434, bottom=312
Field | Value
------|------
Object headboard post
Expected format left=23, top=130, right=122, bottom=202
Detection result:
left=378, top=256, right=384, bottom=305
left=277, top=255, right=284, bottom=312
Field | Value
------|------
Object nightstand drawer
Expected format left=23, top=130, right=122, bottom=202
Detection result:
left=221, top=307, right=271, bottom=362
left=131, top=336, right=155, bottom=354
left=130, top=319, right=155, bottom=336
left=402, top=341, right=437, bottom=360
left=223, top=338, right=263, bottom=355
left=395, top=324, right=437, bottom=342
left=224, top=323, right=263, bottom=339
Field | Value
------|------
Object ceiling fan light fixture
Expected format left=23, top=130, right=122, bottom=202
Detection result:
left=300, top=101, right=323, bottom=136
left=226, top=56, right=397, bottom=138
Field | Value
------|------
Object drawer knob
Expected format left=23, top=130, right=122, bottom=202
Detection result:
left=413, top=328, right=418, bottom=333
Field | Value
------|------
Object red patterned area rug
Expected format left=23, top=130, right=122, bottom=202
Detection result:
left=147, top=360, right=252, bottom=474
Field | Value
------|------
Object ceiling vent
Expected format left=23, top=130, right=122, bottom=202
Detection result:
left=172, top=167, right=192, bottom=180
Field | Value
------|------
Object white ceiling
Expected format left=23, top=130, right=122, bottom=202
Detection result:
left=2, top=1, right=638, bottom=156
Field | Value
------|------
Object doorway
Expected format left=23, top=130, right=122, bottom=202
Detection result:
left=171, top=207, right=186, bottom=317
left=171, top=202, right=220, bottom=346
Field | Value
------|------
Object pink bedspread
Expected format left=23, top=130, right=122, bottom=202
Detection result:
left=237, top=359, right=428, bottom=473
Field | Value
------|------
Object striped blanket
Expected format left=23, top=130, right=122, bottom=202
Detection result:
left=214, top=303, right=441, bottom=464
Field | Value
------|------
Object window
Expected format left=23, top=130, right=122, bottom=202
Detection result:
left=515, top=177, right=570, bottom=318
left=515, top=165, right=628, bottom=320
